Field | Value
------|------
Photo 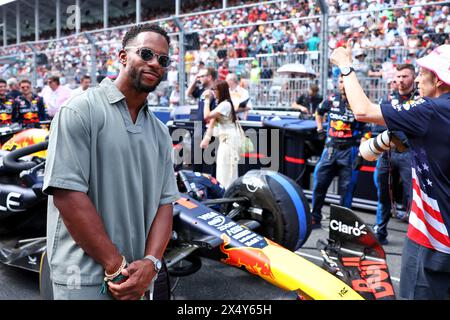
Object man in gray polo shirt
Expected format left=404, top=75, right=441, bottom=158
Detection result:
left=43, top=24, right=180, bottom=300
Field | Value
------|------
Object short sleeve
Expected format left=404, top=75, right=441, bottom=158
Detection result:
left=380, top=97, right=434, bottom=137
left=158, top=132, right=180, bottom=206
left=43, top=104, right=91, bottom=195
left=216, top=101, right=232, bottom=117
left=317, top=100, right=331, bottom=115
left=296, top=95, right=305, bottom=105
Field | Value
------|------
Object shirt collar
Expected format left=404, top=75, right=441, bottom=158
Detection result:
left=100, top=77, right=150, bottom=114
left=100, top=77, right=126, bottom=104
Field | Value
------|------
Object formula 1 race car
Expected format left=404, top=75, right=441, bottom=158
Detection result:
left=0, top=132, right=395, bottom=300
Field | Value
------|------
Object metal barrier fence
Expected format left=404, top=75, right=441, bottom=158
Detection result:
left=229, top=51, right=321, bottom=78
left=248, top=77, right=389, bottom=109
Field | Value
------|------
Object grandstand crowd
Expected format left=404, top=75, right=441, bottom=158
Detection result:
left=0, top=0, right=448, bottom=108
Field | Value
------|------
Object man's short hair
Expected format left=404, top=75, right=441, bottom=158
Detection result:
left=206, top=67, right=217, bottom=80
left=396, top=64, right=415, bottom=74
left=310, top=84, right=319, bottom=94
left=0, top=79, right=6, bottom=85
left=19, top=79, right=32, bottom=85
left=81, top=75, right=91, bottom=82
left=122, top=24, right=170, bottom=49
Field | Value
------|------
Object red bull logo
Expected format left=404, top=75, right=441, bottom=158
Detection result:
left=330, top=120, right=351, bottom=131
left=342, top=257, right=395, bottom=299
left=2, top=128, right=48, bottom=158
left=0, top=113, right=12, bottom=121
left=329, top=120, right=352, bottom=138
left=24, top=112, right=39, bottom=121
left=219, top=234, right=275, bottom=280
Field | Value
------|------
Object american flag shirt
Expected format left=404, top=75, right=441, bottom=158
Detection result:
left=380, top=92, right=450, bottom=254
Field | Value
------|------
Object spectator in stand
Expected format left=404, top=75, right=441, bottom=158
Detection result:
left=169, top=83, right=180, bottom=120
left=306, top=32, right=320, bottom=51
left=71, top=75, right=92, bottom=97
left=249, top=59, right=261, bottom=85
left=40, top=75, right=73, bottom=119
left=352, top=49, right=370, bottom=88
left=418, top=34, right=434, bottom=57
left=198, top=44, right=210, bottom=64
left=261, top=60, right=273, bottom=80
left=382, top=55, right=398, bottom=84
left=218, top=61, right=229, bottom=81
left=369, top=58, right=384, bottom=78
left=283, top=37, right=297, bottom=53
left=166, top=63, right=178, bottom=90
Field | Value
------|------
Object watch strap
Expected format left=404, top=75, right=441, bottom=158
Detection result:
left=341, top=66, right=354, bottom=76
left=143, top=255, right=161, bottom=272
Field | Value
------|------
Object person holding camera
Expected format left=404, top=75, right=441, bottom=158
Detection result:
left=371, top=64, right=421, bottom=245
left=311, top=75, right=369, bottom=229
left=331, top=42, right=450, bottom=299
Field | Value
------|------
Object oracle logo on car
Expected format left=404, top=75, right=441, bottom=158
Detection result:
left=330, top=220, right=367, bottom=237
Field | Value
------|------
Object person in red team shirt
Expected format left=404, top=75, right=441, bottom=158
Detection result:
left=331, top=41, right=450, bottom=299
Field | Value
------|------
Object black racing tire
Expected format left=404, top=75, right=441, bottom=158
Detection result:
left=167, top=255, right=202, bottom=277
left=221, top=170, right=311, bottom=251
left=0, top=208, right=46, bottom=237
left=39, top=251, right=54, bottom=300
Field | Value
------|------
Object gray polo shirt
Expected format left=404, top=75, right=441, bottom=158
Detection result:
left=43, top=78, right=180, bottom=285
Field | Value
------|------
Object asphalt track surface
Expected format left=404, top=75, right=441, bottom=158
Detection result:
left=0, top=205, right=407, bottom=300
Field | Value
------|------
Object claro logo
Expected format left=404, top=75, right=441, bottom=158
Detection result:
left=330, top=220, right=367, bottom=237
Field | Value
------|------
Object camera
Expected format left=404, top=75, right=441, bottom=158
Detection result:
left=359, top=130, right=408, bottom=161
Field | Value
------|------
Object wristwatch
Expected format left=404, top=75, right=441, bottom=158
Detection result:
left=143, top=255, right=162, bottom=273
left=340, top=66, right=355, bottom=76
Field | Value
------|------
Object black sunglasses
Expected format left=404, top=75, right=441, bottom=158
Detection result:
left=125, top=46, right=171, bottom=68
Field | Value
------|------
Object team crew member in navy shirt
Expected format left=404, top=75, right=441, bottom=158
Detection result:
left=0, top=79, right=15, bottom=126
left=312, top=75, right=369, bottom=229
left=331, top=42, right=450, bottom=299
left=15, top=79, right=48, bottom=127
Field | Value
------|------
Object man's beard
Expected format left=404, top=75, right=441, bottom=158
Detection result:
left=129, top=66, right=162, bottom=93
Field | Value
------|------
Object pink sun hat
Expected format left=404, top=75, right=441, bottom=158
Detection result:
left=416, top=45, right=450, bottom=86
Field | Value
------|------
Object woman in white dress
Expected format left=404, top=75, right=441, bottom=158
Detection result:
left=200, top=81, right=241, bottom=188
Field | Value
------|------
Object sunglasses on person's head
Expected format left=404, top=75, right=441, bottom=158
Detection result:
left=124, top=46, right=171, bottom=68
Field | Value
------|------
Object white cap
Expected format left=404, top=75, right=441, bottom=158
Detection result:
left=417, top=45, right=450, bottom=86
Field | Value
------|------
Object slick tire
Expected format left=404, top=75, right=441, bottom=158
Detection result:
left=222, top=170, right=311, bottom=251
left=167, top=255, right=202, bottom=278
left=0, top=209, right=46, bottom=237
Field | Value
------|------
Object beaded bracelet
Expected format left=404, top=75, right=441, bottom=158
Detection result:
left=104, top=256, right=127, bottom=281
left=100, top=256, right=127, bottom=295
